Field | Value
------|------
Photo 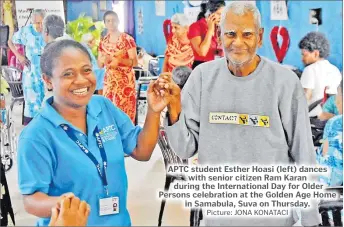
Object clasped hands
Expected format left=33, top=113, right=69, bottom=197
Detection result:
left=145, top=72, right=181, bottom=114
left=49, top=193, right=90, bottom=226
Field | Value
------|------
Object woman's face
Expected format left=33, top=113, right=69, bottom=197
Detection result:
left=44, top=47, right=96, bottom=109
left=32, top=14, right=44, bottom=33
left=171, top=23, right=188, bottom=39
left=301, top=49, right=318, bottom=66
left=104, top=14, right=119, bottom=32
left=211, top=7, right=225, bottom=25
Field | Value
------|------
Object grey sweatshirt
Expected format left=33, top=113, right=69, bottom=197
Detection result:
left=165, top=57, right=321, bottom=226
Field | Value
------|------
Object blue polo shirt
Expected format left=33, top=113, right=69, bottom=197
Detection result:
left=17, top=95, right=142, bottom=226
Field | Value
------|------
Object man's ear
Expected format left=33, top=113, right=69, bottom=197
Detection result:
left=258, top=28, right=264, bottom=48
left=42, top=74, right=53, bottom=90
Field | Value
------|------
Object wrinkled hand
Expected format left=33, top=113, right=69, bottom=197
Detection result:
left=49, top=196, right=91, bottom=226
left=147, top=76, right=173, bottom=113
left=156, top=73, right=181, bottom=106
left=156, top=73, right=180, bottom=96
left=146, top=72, right=182, bottom=113
left=17, top=55, right=30, bottom=67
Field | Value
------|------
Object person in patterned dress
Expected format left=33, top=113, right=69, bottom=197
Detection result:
left=162, top=13, right=194, bottom=73
left=98, top=11, right=138, bottom=123
left=316, top=80, right=343, bottom=186
left=8, top=9, right=46, bottom=125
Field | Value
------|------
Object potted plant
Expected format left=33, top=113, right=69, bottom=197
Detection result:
left=66, top=13, right=105, bottom=58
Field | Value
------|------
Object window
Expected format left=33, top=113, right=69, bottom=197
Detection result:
left=92, top=2, right=99, bottom=21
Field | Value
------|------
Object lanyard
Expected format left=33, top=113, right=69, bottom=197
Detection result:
left=61, top=124, right=109, bottom=196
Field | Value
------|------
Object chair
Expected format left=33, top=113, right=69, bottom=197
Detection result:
left=318, top=186, right=343, bottom=226
left=135, top=76, right=157, bottom=126
left=134, top=67, right=148, bottom=80
left=1, top=66, right=24, bottom=125
left=157, top=126, right=188, bottom=226
left=157, top=127, right=203, bottom=226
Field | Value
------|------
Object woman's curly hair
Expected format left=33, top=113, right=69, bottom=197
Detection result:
left=298, top=32, right=330, bottom=58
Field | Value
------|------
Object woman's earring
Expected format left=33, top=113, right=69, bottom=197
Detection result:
left=47, top=84, right=53, bottom=92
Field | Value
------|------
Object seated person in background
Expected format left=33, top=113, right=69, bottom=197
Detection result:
left=49, top=196, right=90, bottom=226
left=172, top=66, right=192, bottom=89
left=162, top=13, right=194, bottom=73
left=137, top=47, right=154, bottom=71
left=316, top=80, right=343, bottom=187
left=318, top=95, right=339, bottom=121
left=298, top=32, right=342, bottom=117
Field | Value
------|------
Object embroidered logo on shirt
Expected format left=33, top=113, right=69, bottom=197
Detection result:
left=209, top=112, right=270, bottom=128
left=99, top=125, right=118, bottom=142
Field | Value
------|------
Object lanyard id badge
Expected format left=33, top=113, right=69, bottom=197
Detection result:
left=61, top=124, right=120, bottom=216
left=98, top=193, right=120, bottom=216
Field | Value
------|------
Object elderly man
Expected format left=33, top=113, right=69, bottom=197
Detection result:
left=299, top=32, right=342, bottom=117
left=156, top=2, right=320, bottom=226
left=8, top=9, right=46, bottom=125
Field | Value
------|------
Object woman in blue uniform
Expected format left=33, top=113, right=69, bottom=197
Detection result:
left=8, top=9, right=46, bottom=125
left=17, top=39, right=169, bottom=226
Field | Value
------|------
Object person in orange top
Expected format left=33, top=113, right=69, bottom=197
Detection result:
left=162, top=13, right=194, bottom=73
left=98, top=11, right=138, bottom=123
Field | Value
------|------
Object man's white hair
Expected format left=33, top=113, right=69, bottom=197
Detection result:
left=171, top=13, right=190, bottom=27
left=220, top=1, right=261, bottom=32
left=32, top=9, right=46, bottom=20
